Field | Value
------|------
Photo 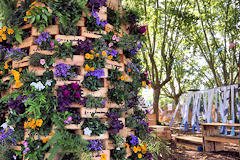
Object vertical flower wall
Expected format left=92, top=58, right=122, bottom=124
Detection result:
left=0, top=0, right=153, bottom=159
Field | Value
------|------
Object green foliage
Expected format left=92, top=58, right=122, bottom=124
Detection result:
left=0, top=148, right=15, bottom=160
left=111, top=147, right=127, bottom=160
left=49, top=0, right=88, bottom=35
left=85, top=94, right=104, bottom=108
left=43, top=130, right=90, bottom=160
left=82, top=76, right=103, bottom=91
left=107, top=8, right=121, bottom=29
left=25, top=3, right=53, bottom=31
left=107, top=68, right=125, bottom=86
left=53, top=41, right=74, bottom=60
left=30, top=52, right=53, bottom=66
left=82, top=118, right=108, bottom=136
left=108, top=88, right=126, bottom=105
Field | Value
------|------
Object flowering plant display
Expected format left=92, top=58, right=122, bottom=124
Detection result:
left=107, top=8, right=121, bottom=29
left=108, top=88, right=126, bottom=105
left=57, top=83, right=86, bottom=111
left=106, top=111, right=124, bottom=135
left=34, top=32, right=53, bottom=50
left=86, top=10, right=107, bottom=31
left=140, top=72, right=152, bottom=88
left=5, top=48, right=27, bottom=61
left=84, top=49, right=106, bottom=70
left=75, top=39, right=93, bottom=54
left=87, top=140, right=103, bottom=152
left=54, top=63, right=77, bottom=80
left=24, top=1, right=53, bottom=31
left=30, top=52, right=53, bottom=67
left=0, top=26, right=16, bottom=43
left=82, top=118, right=108, bottom=136
left=53, top=40, right=74, bottom=60
left=82, top=75, right=103, bottom=91
left=85, top=94, right=105, bottom=108
left=87, top=0, right=106, bottom=12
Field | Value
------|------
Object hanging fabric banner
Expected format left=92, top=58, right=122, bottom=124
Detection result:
left=215, top=89, right=218, bottom=122
left=230, top=85, right=236, bottom=136
left=203, top=92, right=207, bottom=121
left=191, top=93, right=200, bottom=132
left=207, top=89, right=214, bottom=123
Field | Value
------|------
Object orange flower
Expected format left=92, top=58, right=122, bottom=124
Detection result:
left=138, top=153, right=143, bottom=158
left=89, top=54, right=94, bottom=60
left=85, top=64, right=90, bottom=71
left=85, top=53, right=90, bottom=59
left=0, top=29, right=3, bottom=35
left=0, top=71, right=3, bottom=74
left=148, top=84, right=151, bottom=88
left=31, top=1, right=37, bottom=5
left=100, top=153, right=106, bottom=160
left=36, top=119, right=43, bottom=127
left=30, top=6, right=35, bottom=10
left=142, top=81, right=146, bottom=86
left=24, top=17, right=28, bottom=22
left=102, top=51, right=107, bottom=56
left=42, top=137, right=49, bottom=143
left=28, top=118, right=32, bottom=121
left=2, top=26, right=6, bottom=32
left=90, top=50, right=95, bottom=54
left=49, top=132, right=54, bottom=136
left=24, top=122, right=28, bottom=128
left=26, top=11, right=32, bottom=16
left=123, top=143, right=129, bottom=149
left=128, top=68, right=131, bottom=72
left=15, top=80, right=22, bottom=88
left=108, top=55, right=113, bottom=60
left=1, top=34, right=6, bottom=40
left=96, top=53, right=100, bottom=57
left=125, top=77, right=128, bottom=81
left=7, top=28, right=14, bottom=35
left=137, top=146, right=141, bottom=152
left=120, top=76, right=124, bottom=81
left=0, top=37, right=2, bottom=42
left=133, top=146, right=138, bottom=153
left=19, top=68, right=22, bottom=72
left=90, top=67, right=95, bottom=72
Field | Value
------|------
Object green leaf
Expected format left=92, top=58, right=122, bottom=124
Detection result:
left=30, top=16, right=36, bottom=24
left=42, top=14, right=48, bottom=22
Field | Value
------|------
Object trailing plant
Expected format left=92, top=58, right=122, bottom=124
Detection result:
left=24, top=1, right=53, bottom=31
left=57, top=83, right=86, bottom=111
left=82, top=117, right=108, bottom=136
left=82, top=75, right=103, bottom=91
left=54, top=63, right=77, bottom=80
left=30, top=52, right=53, bottom=67
left=43, top=130, right=90, bottom=160
left=49, top=0, right=88, bottom=35
left=86, top=10, right=107, bottom=31
left=85, top=94, right=104, bottom=108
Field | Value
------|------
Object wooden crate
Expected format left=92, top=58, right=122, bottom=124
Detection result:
left=12, top=56, right=30, bottom=68
left=146, top=114, right=157, bottom=125
left=31, top=25, right=59, bottom=36
left=118, top=127, right=134, bottom=138
left=65, top=124, right=82, bottom=130
left=80, top=150, right=110, bottom=160
left=28, top=66, right=55, bottom=76
left=13, top=37, right=35, bottom=49
left=150, top=125, right=172, bottom=140
left=54, top=78, right=83, bottom=88
left=55, top=55, right=84, bottom=66
left=105, top=59, right=124, bottom=71
left=103, top=139, right=115, bottom=150
left=29, top=45, right=55, bottom=55
left=82, top=87, right=108, bottom=97
left=21, top=24, right=32, bottom=30
left=70, top=103, right=83, bottom=108
left=55, top=35, right=86, bottom=46
left=79, top=132, right=109, bottom=140
left=105, top=101, right=124, bottom=108
left=80, top=107, right=108, bottom=118
left=81, top=27, right=106, bottom=39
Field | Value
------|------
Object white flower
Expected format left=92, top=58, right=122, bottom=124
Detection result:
left=116, top=147, right=120, bottom=150
left=83, top=127, right=92, bottom=136
left=45, top=80, right=52, bottom=87
left=30, top=81, right=45, bottom=91
left=1, top=122, right=8, bottom=129
left=9, top=126, right=14, bottom=131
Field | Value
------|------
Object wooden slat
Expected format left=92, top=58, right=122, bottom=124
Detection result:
left=205, top=136, right=239, bottom=144
left=175, top=136, right=203, bottom=144
left=201, top=123, right=240, bottom=127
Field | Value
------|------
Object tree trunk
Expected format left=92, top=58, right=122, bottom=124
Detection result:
left=153, top=87, right=160, bottom=123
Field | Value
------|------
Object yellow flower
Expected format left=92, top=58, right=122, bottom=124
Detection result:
left=31, top=1, right=37, bottom=5
left=4, top=64, right=8, bottom=69
left=142, top=81, right=146, bottom=86
left=7, top=28, right=14, bottom=35
left=26, top=11, right=32, bottom=16
left=120, top=76, right=124, bottom=81
left=0, top=29, right=3, bottom=35
left=42, top=137, right=49, bottom=143
left=30, top=124, right=36, bottom=129
left=89, top=54, right=94, bottom=60
left=125, top=77, right=128, bottom=81
left=0, top=71, right=3, bottom=74
left=85, top=53, right=90, bottom=59
left=108, top=55, right=113, bottom=60
left=148, top=84, right=151, bottom=88
left=36, top=119, right=43, bottom=127
left=0, top=37, right=2, bottom=42
left=24, top=122, right=28, bottom=128
left=137, top=146, right=141, bottom=152
left=28, top=118, right=32, bottom=121
left=49, top=132, right=54, bottom=136
left=138, top=153, right=142, bottom=158
left=96, top=53, right=100, bottom=57
left=90, top=50, right=95, bottom=54
left=2, top=26, right=6, bottom=32
left=90, top=67, right=95, bottom=72
left=19, top=68, right=22, bottom=72
left=102, top=51, right=107, bottom=56
left=123, top=143, right=129, bottom=150
left=24, top=17, right=28, bottom=22
left=133, top=146, right=138, bottom=153
left=85, top=64, right=90, bottom=71
left=100, top=153, right=106, bottom=160
left=1, top=34, right=6, bottom=40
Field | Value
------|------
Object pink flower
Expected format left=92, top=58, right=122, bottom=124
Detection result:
left=149, top=81, right=152, bottom=84
left=64, top=120, right=69, bottom=124
left=50, top=41, right=54, bottom=47
left=112, top=35, right=117, bottom=40
left=40, top=59, right=45, bottom=65
left=230, top=42, right=238, bottom=49
left=52, top=63, right=56, bottom=67
left=22, top=141, right=28, bottom=147
left=116, top=36, right=120, bottom=42
left=67, top=116, right=72, bottom=122
left=57, top=38, right=61, bottom=42
left=108, top=43, right=113, bottom=47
